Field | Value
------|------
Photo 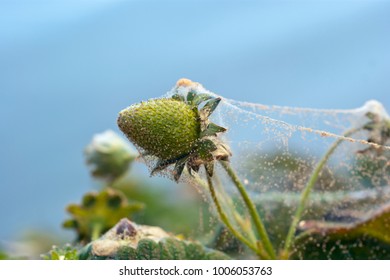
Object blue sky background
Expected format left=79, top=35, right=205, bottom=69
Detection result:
left=1, top=0, right=389, bottom=241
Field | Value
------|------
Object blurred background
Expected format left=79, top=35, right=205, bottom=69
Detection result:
left=1, top=0, right=389, bottom=257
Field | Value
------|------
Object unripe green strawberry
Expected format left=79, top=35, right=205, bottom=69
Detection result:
left=117, top=83, right=229, bottom=181
left=117, top=98, right=201, bottom=160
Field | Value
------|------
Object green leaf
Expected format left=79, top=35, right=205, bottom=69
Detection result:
left=184, top=242, right=204, bottom=260
left=204, top=249, right=232, bottom=260
left=78, top=244, right=92, bottom=260
left=173, top=160, right=186, bottom=182
left=82, top=237, right=230, bottom=260
left=293, top=235, right=390, bottom=260
left=163, top=238, right=187, bottom=260
left=51, top=251, right=60, bottom=260
left=137, top=239, right=161, bottom=260
left=116, top=246, right=137, bottom=260
left=79, top=219, right=230, bottom=260
left=43, top=245, right=79, bottom=260
left=298, top=203, right=390, bottom=243
left=159, top=241, right=173, bottom=260
left=242, top=186, right=390, bottom=259
left=292, top=202, right=390, bottom=259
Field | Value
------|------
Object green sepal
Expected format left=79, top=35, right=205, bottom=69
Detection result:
left=205, top=162, right=214, bottom=177
left=196, top=139, right=217, bottom=162
left=186, top=91, right=196, bottom=104
left=151, top=158, right=177, bottom=175
left=200, top=122, right=227, bottom=138
left=192, top=93, right=213, bottom=107
left=171, top=94, right=185, bottom=102
left=200, top=97, right=221, bottom=118
left=187, top=164, right=200, bottom=176
left=197, top=139, right=218, bottom=152
left=173, top=156, right=189, bottom=182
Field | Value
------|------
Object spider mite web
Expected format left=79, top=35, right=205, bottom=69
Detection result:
left=217, top=96, right=390, bottom=208
left=141, top=81, right=390, bottom=248
left=211, top=94, right=390, bottom=256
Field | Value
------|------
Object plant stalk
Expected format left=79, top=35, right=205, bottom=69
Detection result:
left=213, top=173, right=258, bottom=244
left=282, top=127, right=361, bottom=258
left=91, top=222, right=103, bottom=241
left=220, top=161, right=276, bottom=259
left=205, top=170, right=269, bottom=259
left=190, top=171, right=258, bottom=244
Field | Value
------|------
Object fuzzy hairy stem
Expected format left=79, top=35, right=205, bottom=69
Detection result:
left=219, top=161, right=276, bottom=259
left=213, top=173, right=258, bottom=244
left=205, top=169, right=269, bottom=259
left=282, top=127, right=361, bottom=258
left=190, top=171, right=257, bottom=244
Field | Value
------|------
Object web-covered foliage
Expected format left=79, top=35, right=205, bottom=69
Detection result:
left=135, top=80, right=390, bottom=259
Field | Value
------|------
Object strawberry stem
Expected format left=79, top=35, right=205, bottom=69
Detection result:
left=205, top=169, right=270, bottom=259
left=220, top=161, right=276, bottom=259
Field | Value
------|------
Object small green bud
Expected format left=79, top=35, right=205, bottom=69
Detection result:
left=117, top=99, right=201, bottom=160
left=84, top=130, right=137, bottom=182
